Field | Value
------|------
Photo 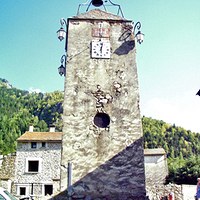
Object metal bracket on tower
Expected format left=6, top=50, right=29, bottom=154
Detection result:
left=77, top=0, right=124, bottom=18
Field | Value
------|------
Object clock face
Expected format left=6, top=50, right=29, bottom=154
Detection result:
left=91, top=41, right=110, bottom=58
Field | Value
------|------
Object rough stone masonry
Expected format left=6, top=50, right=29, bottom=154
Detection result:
left=60, top=9, right=148, bottom=200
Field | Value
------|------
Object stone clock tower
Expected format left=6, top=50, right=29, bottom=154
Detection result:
left=59, top=2, right=147, bottom=199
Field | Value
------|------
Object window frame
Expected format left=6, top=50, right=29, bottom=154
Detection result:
left=25, top=158, right=42, bottom=173
left=19, top=187, right=26, bottom=196
left=42, top=142, right=46, bottom=148
left=41, top=183, right=53, bottom=196
left=17, top=184, right=29, bottom=196
left=31, top=142, right=37, bottom=149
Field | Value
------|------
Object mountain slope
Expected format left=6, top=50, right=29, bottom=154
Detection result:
left=0, top=79, right=63, bottom=155
left=1, top=78, right=200, bottom=162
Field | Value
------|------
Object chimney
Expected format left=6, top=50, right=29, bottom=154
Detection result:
left=29, top=124, right=34, bottom=132
left=49, top=125, right=55, bottom=132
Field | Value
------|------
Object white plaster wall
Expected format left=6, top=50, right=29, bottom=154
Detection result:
left=145, top=155, right=165, bottom=164
left=145, top=155, right=168, bottom=185
left=182, top=184, right=196, bottom=200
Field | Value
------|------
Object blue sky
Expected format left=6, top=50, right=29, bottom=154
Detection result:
left=1, top=0, right=200, bottom=132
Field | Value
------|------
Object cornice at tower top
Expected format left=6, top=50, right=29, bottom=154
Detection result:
left=71, top=9, right=131, bottom=21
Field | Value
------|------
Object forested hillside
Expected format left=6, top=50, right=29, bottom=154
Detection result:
left=142, top=117, right=200, bottom=184
left=142, top=117, right=200, bottom=159
left=0, top=78, right=63, bottom=155
left=1, top=78, right=200, bottom=184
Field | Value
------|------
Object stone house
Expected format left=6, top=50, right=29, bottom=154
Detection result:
left=0, top=126, right=169, bottom=199
left=13, top=124, right=62, bottom=199
left=0, top=127, right=197, bottom=200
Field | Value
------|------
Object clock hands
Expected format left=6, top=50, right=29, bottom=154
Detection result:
left=92, top=41, right=110, bottom=58
left=100, top=42, right=103, bottom=54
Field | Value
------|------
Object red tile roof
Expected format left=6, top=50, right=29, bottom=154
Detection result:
left=17, top=131, right=62, bottom=142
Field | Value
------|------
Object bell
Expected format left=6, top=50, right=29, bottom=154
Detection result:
left=92, top=0, right=103, bottom=7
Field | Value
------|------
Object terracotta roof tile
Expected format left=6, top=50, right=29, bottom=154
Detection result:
left=17, top=131, right=62, bottom=142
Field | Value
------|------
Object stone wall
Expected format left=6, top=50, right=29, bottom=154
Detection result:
left=0, top=154, right=16, bottom=192
left=146, top=183, right=184, bottom=200
left=60, top=9, right=147, bottom=199
left=14, top=142, right=61, bottom=197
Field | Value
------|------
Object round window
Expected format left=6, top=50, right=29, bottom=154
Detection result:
left=94, top=113, right=110, bottom=128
